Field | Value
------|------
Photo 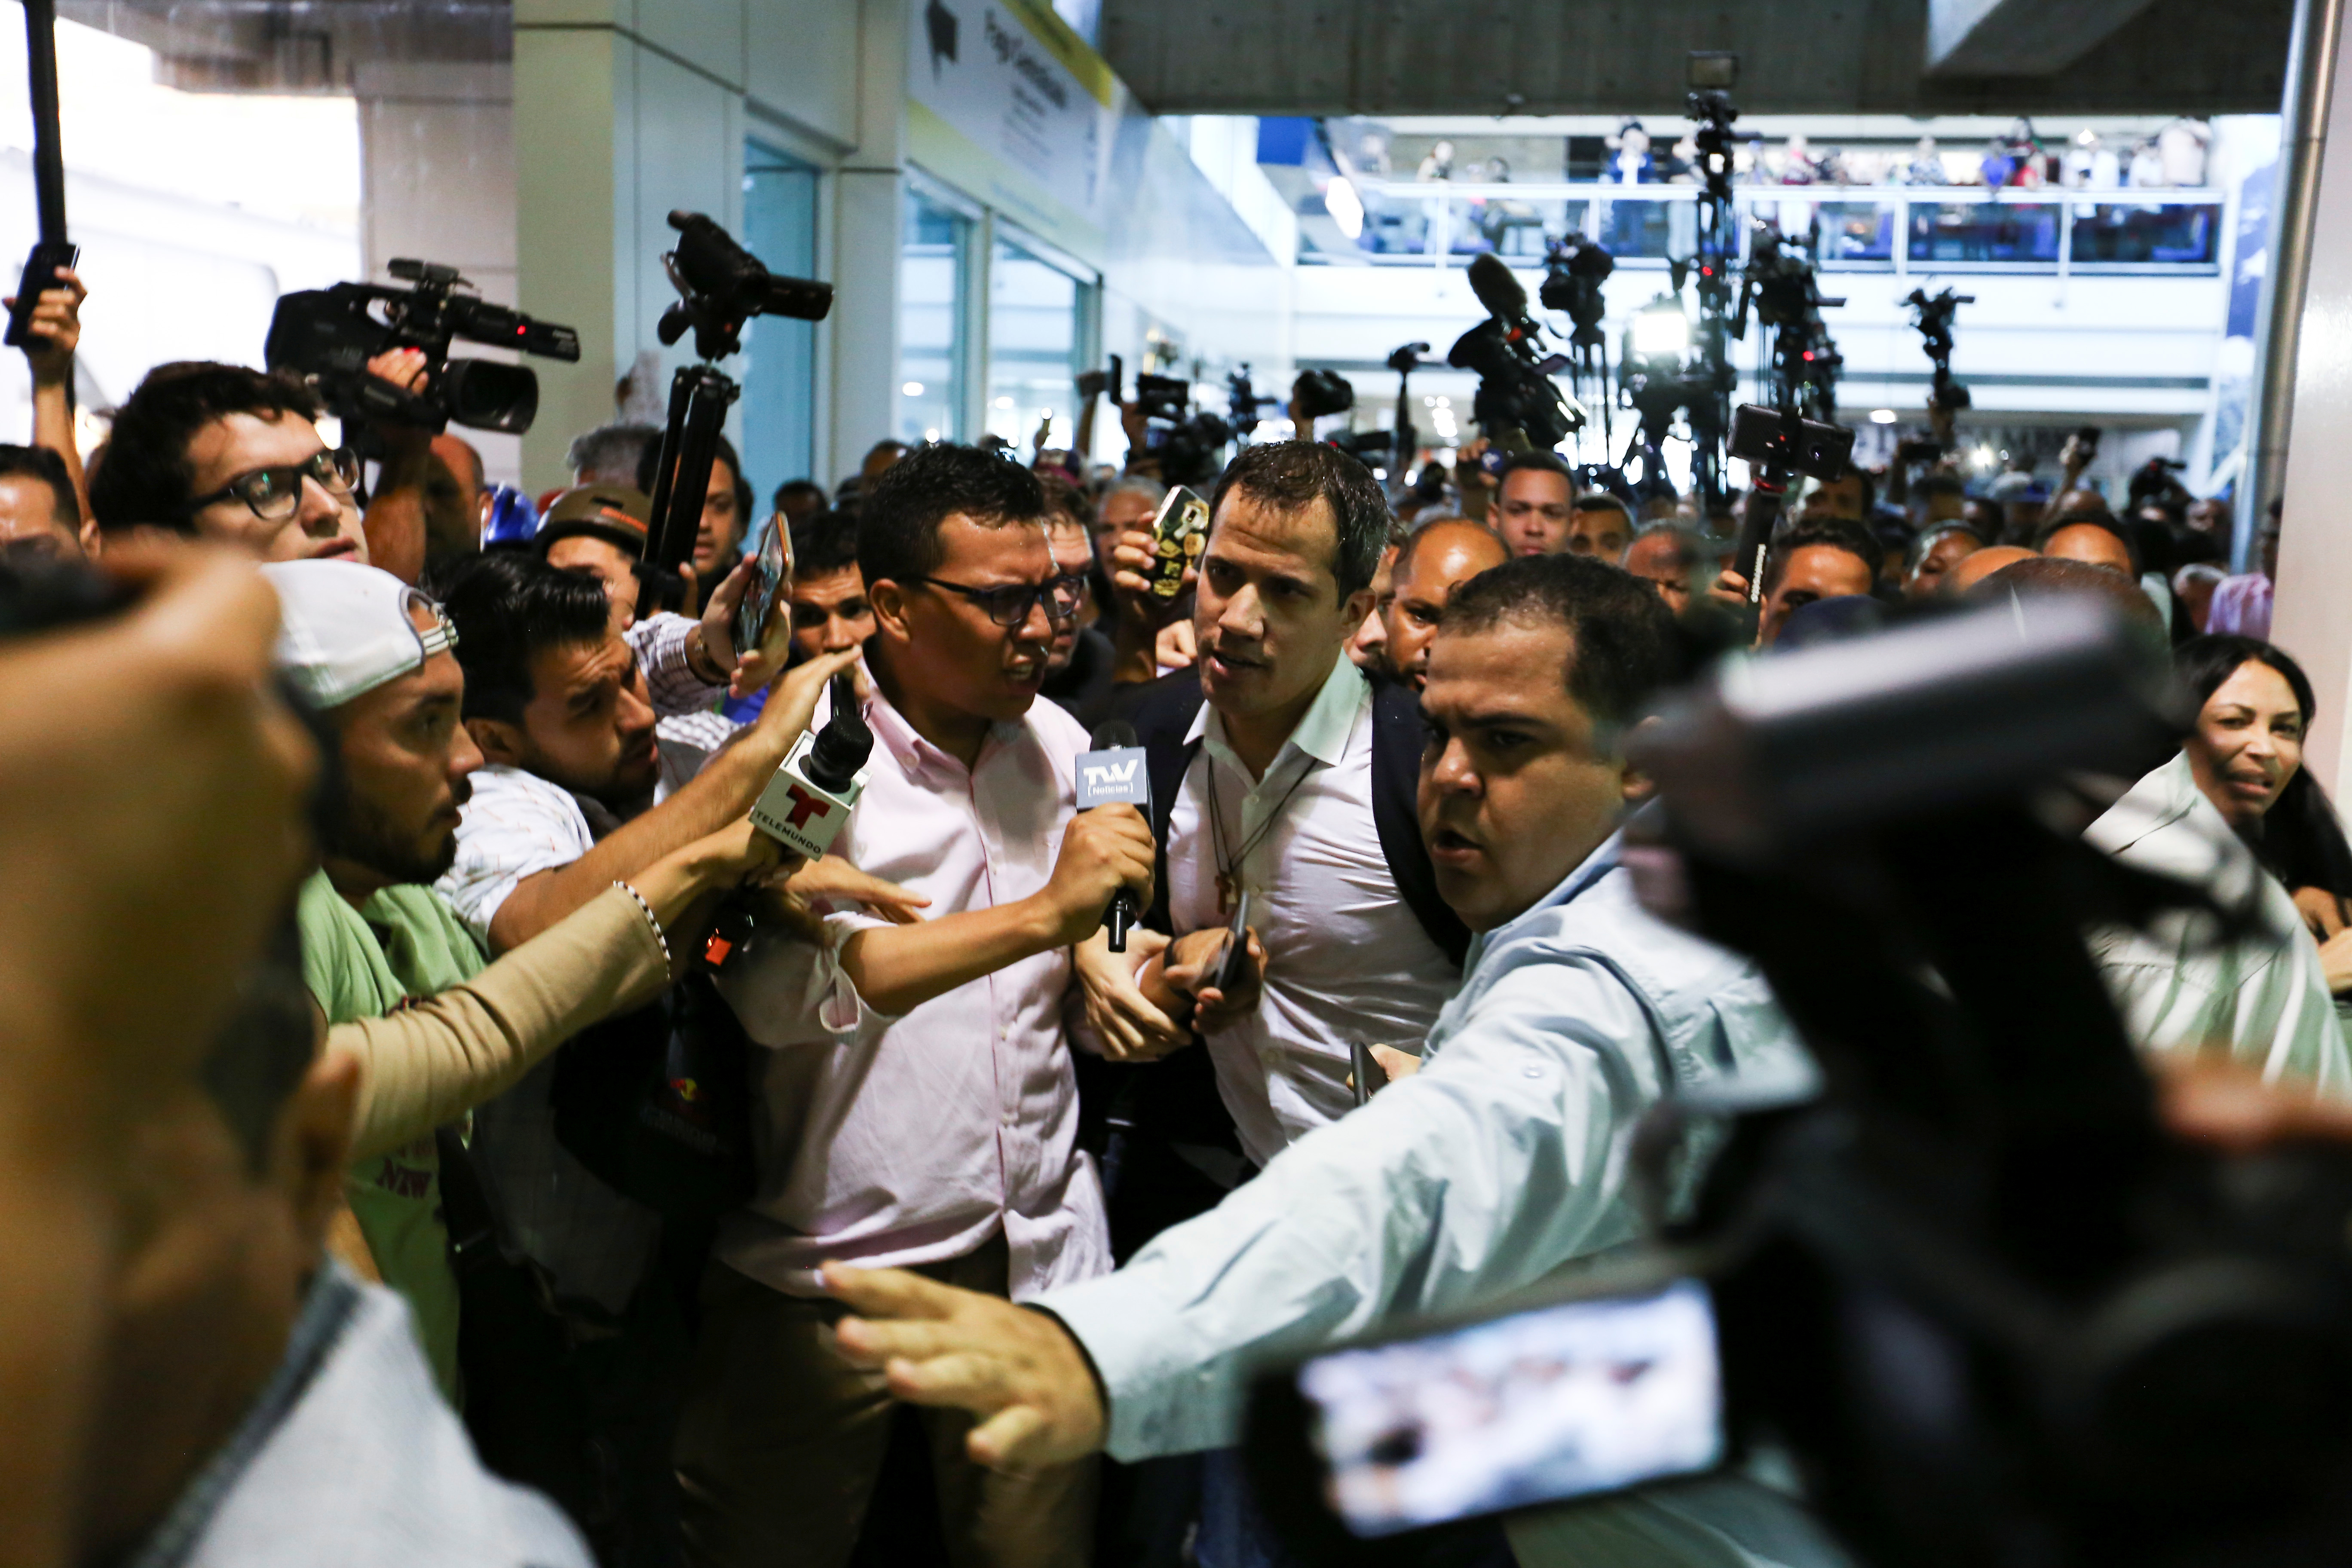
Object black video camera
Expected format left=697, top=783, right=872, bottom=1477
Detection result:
left=1292, top=368, right=1356, bottom=423
left=1227, top=364, right=1273, bottom=441
left=642, top=212, right=833, bottom=581
left=1684, top=65, right=1743, bottom=205
left=1326, top=428, right=1394, bottom=466
left=265, top=259, right=580, bottom=437
left=1449, top=253, right=1584, bottom=454
left=1539, top=232, right=1614, bottom=347
left=1724, top=403, right=1856, bottom=604
left=1250, top=597, right=2352, bottom=1568
left=1737, top=225, right=1844, bottom=420
left=1133, top=372, right=1237, bottom=488
left=1906, top=286, right=1974, bottom=415
left=657, top=209, right=832, bottom=361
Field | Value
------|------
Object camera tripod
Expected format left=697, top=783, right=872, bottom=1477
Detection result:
left=641, top=211, right=832, bottom=605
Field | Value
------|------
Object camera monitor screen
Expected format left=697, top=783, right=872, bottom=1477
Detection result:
left=1296, top=1280, right=1724, bottom=1537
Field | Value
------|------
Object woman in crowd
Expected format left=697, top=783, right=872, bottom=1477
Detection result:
left=2177, top=635, right=2352, bottom=1007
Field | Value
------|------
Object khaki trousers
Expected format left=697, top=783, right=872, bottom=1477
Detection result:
left=674, top=1237, right=1097, bottom=1568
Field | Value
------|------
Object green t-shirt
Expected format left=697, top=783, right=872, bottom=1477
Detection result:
left=297, top=868, right=487, bottom=1400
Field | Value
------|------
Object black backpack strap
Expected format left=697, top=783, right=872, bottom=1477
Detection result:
left=1370, top=678, right=1470, bottom=971
left=1121, top=668, right=1206, bottom=936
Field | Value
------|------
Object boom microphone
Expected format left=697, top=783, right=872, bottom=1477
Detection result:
left=1077, top=719, right=1151, bottom=952
left=1467, top=253, right=1533, bottom=329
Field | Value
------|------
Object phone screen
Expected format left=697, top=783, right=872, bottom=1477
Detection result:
left=1296, top=1280, right=1724, bottom=1537
left=735, top=518, right=790, bottom=658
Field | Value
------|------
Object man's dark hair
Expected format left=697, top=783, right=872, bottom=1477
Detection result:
left=90, top=362, right=322, bottom=533
left=200, top=914, right=319, bottom=1175
left=1038, top=471, right=1096, bottom=530
left=790, top=508, right=863, bottom=579
left=637, top=430, right=754, bottom=535
left=1966, top=555, right=2165, bottom=634
left=866, top=438, right=909, bottom=462
left=1807, top=466, right=1876, bottom=517
left=438, top=550, right=613, bottom=726
left=857, top=443, right=1046, bottom=590
left=2034, top=512, right=2141, bottom=576
left=0, top=443, right=77, bottom=529
left=1496, top=451, right=1571, bottom=487
left=1573, top=492, right=1634, bottom=525
left=1441, top=553, right=1675, bottom=729
left=1762, top=519, right=1879, bottom=595
left=1629, top=520, right=1704, bottom=573
left=774, top=477, right=827, bottom=513
left=1207, top=439, right=1390, bottom=598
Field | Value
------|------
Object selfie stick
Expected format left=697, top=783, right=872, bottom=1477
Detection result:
left=4, top=0, right=76, bottom=349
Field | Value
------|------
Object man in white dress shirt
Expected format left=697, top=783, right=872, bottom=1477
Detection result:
left=683, top=444, right=1155, bottom=1568
left=1119, top=441, right=1467, bottom=1171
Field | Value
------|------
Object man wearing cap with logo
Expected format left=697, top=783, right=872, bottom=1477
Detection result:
left=267, top=558, right=800, bottom=1412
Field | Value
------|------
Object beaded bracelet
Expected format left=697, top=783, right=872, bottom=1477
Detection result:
left=612, top=879, right=672, bottom=968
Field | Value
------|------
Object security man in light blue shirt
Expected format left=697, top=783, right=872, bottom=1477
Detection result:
left=824, top=555, right=1845, bottom=1568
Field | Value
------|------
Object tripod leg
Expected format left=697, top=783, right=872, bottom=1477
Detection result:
left=644, top=368, right=698, bottom=559
left=647, top=366, right=742, bottom=597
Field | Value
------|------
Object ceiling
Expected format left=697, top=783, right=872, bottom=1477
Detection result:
left=1098, top=0, right=2298, bottom=119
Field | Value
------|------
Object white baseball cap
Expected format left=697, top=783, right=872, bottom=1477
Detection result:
left=260, top=559, right=459, bottom=710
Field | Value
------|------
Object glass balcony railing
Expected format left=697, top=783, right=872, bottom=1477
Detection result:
left=1325, top=181, right=2225, bottom=276
left=1907, top=200, right=2061, bottom=265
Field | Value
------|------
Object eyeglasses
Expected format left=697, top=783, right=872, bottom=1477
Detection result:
left=912, top=572, right=1085, bottom=628
left=186, top=447, right=360, bottom=523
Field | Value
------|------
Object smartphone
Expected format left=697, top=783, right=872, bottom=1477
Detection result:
left=1293, top=1280, right=1725, bottom=1537
left=1145, top=485, right=1210, bottom=602
left=734, top=516, right=792, bottom=658
left=1213, top=890, right=1253, bottom=996
left=1350, top=1041, right=1379, bottom=1109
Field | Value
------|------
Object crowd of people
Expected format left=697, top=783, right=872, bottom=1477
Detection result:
left=8, top=254, right=2352, bottom=1568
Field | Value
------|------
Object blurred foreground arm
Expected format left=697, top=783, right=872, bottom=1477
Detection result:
left=0, top=544, right=316, bottom=1567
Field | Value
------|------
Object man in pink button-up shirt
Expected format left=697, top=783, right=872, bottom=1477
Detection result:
left=680, top=444, right=1157, bottom=1568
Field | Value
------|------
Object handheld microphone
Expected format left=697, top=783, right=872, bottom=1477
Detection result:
left=1077, top=719, right=1150, bottom=952
left=750, top=672, right=874, bottom=861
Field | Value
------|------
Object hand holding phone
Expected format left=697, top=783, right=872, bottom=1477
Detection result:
left=1214, top=891, right=1253, bottom=995
left=1150, top=894, right=1263, bottom=1035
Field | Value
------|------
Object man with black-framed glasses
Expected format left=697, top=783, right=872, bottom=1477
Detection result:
left=90, top=361, right=375, bottom=564
left=679, top=442, right=1155, bottom=1568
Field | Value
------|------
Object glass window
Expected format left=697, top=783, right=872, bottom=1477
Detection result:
left=899, top=187, right=971, bottom=445
left=740, top=144, right=819, bottom=527
left=2073, top=202, right=2219, bottom=266
left=985, top=233, right=1087, bottom=451
left=1907, top=201, right=2061, bottom=265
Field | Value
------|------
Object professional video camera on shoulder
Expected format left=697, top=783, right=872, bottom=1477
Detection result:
left=1448, top=253, right=1585, bottom=456
left=266, top=260, right=581, bottom=438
